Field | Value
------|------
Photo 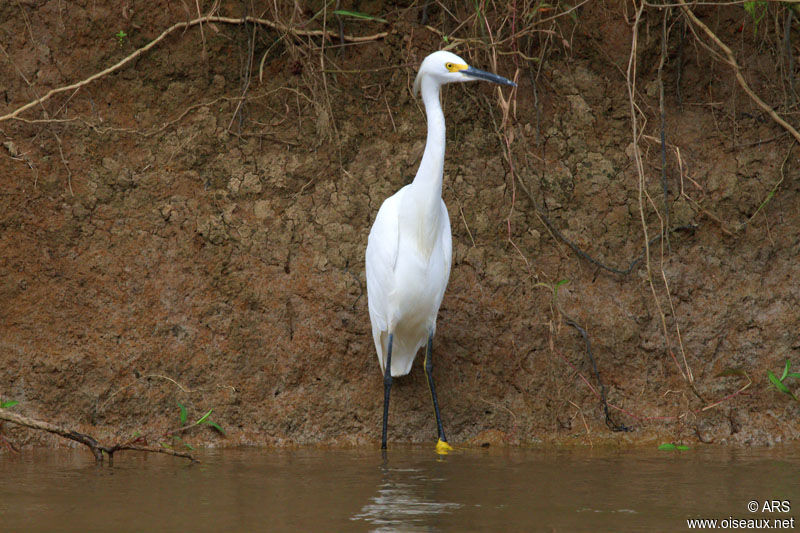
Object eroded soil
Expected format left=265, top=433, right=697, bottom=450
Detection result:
left=1, top=1, right=799, bottom=450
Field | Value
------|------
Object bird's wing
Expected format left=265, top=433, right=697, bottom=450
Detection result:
left=437, top=198, right=453, bottom=302
left=365, top=188, right=404, bottom=334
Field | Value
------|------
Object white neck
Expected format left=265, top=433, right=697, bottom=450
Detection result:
left=398, top=76, right=447, bottom=259
left=412, top=77, right=446, bottom=201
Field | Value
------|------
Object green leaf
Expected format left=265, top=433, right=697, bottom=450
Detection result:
left=658, top=443, right=688, bottom=451
left=553, top=279, right=569, bottom=300
left=786, top=372, right=800, bottom=380
left=195, top=409, right=213, bottom=425
left=0, top=400, right=19, bottom=409
left=779, top=359, right=791, bottom=381
left=203, top=420, right=226, bottom=435
left=332, top=10, right=387, bottom=23
left=768, top=371, right=791, bottom=394
left=177, top=402, right=187, bottom=426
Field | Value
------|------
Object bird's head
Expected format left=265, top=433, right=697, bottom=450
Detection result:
left=413, top=50, right=516, bottom=97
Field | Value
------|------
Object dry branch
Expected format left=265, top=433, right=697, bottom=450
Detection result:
left=0, top=408, right=196, bottom=464
left=678, top=0, right=800, bottom=145
left=0, top=14, right=386, bottom=123
left=0, top=407, right=103, bottom=460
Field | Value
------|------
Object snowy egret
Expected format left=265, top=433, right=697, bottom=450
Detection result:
left=365, top=51, right=516, bottom=452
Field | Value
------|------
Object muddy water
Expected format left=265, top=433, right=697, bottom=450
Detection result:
left=1, top=446, right=798, bottom=532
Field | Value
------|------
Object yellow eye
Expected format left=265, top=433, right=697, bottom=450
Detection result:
left=445, top=62, right=454, bottom=71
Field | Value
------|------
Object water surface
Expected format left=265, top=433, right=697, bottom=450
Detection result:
left=1, top=445, right=797, bottom=531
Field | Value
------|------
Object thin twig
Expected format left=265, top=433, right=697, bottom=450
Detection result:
left=701, top=372, right=751, bottom=412
left=658, top=6, right=671, bottom=250
left=628, top=0, right=693, bottom=387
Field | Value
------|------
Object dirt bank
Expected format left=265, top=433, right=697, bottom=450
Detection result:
left=1, top=1, right=798, bottom=451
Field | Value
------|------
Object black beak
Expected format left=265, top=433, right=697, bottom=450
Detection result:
left=461, top=66, right=516, bottom=87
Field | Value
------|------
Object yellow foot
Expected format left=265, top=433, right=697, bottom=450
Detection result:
left=435, top=439, right=454, bottom=455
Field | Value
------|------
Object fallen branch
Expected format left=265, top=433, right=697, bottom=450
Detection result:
left=0, top=408, right=196, bottom=464
left=0, top=14, right=386, bottom=123
left=678, top=0, right=800, bottom=145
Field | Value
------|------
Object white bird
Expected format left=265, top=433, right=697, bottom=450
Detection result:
left=365, top=50, right=516, bottom=453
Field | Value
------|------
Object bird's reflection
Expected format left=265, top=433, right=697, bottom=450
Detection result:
left=351, top=455, right=461, bottom=532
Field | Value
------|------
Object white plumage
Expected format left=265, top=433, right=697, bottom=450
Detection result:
left=366, top=185, right=452, bottom=377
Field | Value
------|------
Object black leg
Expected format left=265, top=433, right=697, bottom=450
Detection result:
left=424, top=333, right=447, bottom=443
left=381, top=333, right=393, bottom=450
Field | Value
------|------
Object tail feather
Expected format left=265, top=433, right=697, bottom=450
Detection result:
left=374, top=329, right=423, bottom=377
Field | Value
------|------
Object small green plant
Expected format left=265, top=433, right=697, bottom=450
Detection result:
left=194, top=407, right=225, bottom=434
left=658, top=443, right=689, bottom=451
left=767, top=359, right=800, bottom=402
left=0, top=400, right=18, bottom=409
left=165, top=403, right=225, bottom=450
left=115, top=30, right=127, bottom=47
left=553, top=279, right=569, bottom=300
left=743, top=1, right=767, bottom=34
